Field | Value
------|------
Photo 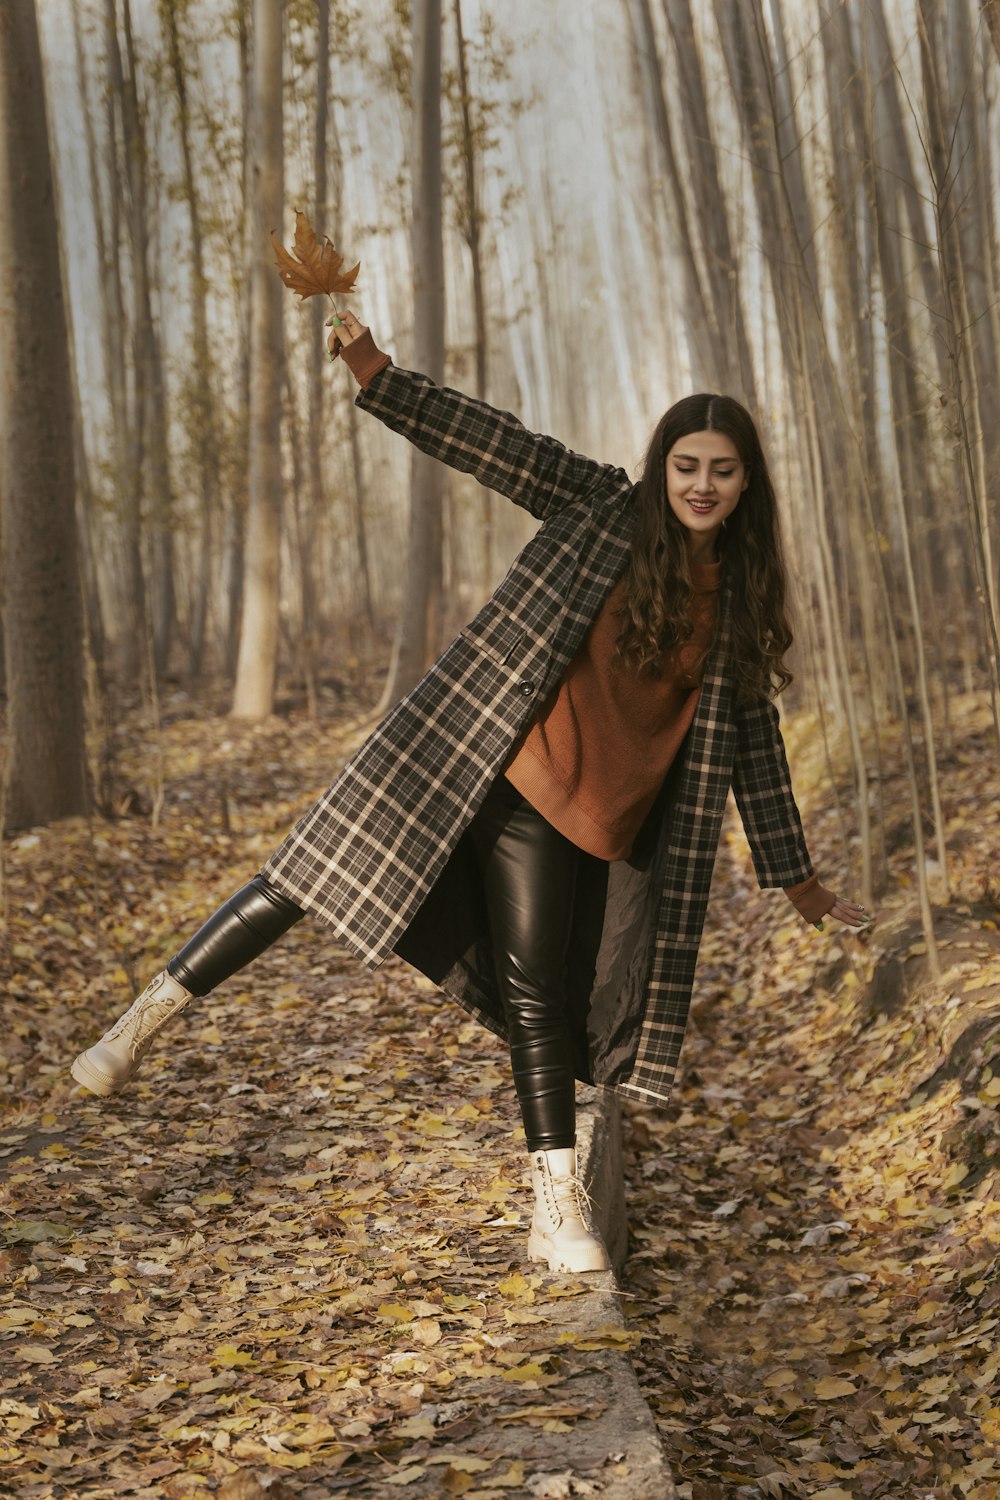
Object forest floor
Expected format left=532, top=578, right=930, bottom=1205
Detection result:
left=623, top=693, right=1000, bottom=1499
left=1, top=685, right=999, bottom=1499
left=0, top=689, right=656, bottom=1500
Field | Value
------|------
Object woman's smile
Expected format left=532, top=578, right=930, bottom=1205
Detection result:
left=664, top=429, right=748, bottom=558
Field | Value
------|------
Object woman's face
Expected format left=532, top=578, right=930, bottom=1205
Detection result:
left=664, top=429, right=748, bottom=556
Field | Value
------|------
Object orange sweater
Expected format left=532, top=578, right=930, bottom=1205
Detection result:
left=505, top=561, right=721, bottom=859
left=503, top=564, right=834, bottom=924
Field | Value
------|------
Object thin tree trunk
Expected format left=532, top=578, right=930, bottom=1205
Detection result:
left=161, top=0, right=221, bottom=688
left=452, top=0, right=493, bottom=588
left=69, top=1, right=109, bottom=680
left=223, top=0, right=251, bottom=681
left=0, top=0, right=88, bottom=829
left=231, top=0, right=284, bottom=720
left=627, top=0, right=721, bottom=388
left=378, top=0, right=445, bottom=711
left=120, top=0, right=175, bottom=683
left=662, top=0, right=758, bottom=404
left=301, top=0, right=329, bottom=716
left=916, top=0, right=1000, bottom=749
left=347, top=400, right=374, bottom=633
left=102, top=0, right=145, bottom=684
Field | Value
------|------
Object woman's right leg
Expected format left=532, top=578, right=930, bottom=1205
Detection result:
left=467, top=777, right=609, bottom=1273
left=71, top=875, right=306, bottom=1096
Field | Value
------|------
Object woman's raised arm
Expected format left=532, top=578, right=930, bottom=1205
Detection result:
left=327, top=310, right=626, bottom=522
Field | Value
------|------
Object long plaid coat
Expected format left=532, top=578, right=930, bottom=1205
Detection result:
left=261, top=364, right=815, bottom=1105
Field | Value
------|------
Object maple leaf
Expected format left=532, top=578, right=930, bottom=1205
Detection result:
left=272, top=209, right=360, bottom=301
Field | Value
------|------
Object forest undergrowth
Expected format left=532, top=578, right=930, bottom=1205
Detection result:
left=623, top=692, right=1000, bottom=1500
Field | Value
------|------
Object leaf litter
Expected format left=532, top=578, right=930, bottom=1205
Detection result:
left=1, top=700, right=626, bottom=1498
left=622, top=691, right=1000, bottom=1499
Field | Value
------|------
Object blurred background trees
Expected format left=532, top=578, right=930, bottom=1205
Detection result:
left=1, top=0, right=998, bottom=955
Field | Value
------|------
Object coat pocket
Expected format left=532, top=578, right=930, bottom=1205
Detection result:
left=459, top=602, right=529, bottom=667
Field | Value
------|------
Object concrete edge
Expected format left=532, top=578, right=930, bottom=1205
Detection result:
left=573, top=1084, right=677, bottom=1499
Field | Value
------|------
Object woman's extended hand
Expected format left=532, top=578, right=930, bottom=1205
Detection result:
left=816, top=896, right=873, bottom=932
left=325, top=307, right=367, bottom=360
left=324, top=310, right=392, bottom=390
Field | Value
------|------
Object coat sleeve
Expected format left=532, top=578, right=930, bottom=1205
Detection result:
left=354, top=363, right=628, bottom=521
left=730, top=694, right=816, bottom=888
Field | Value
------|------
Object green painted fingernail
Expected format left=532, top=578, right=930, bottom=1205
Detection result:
left=332, top=316, right=343, bottom=326
left=816, top=922, right=825, bottom=932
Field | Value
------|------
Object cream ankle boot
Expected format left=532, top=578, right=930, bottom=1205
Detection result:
left=527, top=1147, right=611, bottom=1274
left=71, top=970, right=195, bottom=1097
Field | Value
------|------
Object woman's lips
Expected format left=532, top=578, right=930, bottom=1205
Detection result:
left=687, top=499, right=717, bottom=512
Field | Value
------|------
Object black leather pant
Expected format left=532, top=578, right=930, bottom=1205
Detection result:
left=167, top=875, right=306, bottom=997
left=166, top=780, right=579, bottom=1153
left=467, top=776, right=579, bottom=1153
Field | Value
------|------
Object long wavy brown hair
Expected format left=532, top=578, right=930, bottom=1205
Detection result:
left=613, top=392, right=794, bottom=703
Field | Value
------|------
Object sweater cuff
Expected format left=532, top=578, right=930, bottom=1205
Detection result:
left=783, top=872, right=837, bottom=924
left=337, top=327, right=392, bottom=389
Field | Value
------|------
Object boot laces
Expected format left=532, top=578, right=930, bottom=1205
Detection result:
left=537, top=1157, right=594, bottom=1228
left=105, top=978, right=183, bottom=1055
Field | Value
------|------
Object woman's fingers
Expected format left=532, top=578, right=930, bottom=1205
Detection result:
left=816, top=896, right=874, bottom=931
left=325, top=307, right=367, bottom=354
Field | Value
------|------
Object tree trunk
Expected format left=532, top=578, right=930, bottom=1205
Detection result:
left=662, top=0, right=758, bottom=404
left=231, top=0, right=284, bottom=720
left=627, top=0, right=721, bottom=388
left=301, top=0, right=330, bottom=715
left=0, top=0, right=88, bottom=829
left=378, top=0, right=445, bottom=711
left=120, top=0, right=175, bottom=684
left=161, top=0, right=221, bottom=689
left=101, top=0, right=145, bottom=684
left=452, top=0, right=493, bottom=587
left=223, top=0, right=252, bottom=682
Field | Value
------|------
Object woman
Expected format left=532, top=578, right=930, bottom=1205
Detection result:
left=72, top=310, right=871, bottom=1275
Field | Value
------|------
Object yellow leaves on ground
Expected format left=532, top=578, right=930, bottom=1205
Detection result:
left=16, top=1345, right=56, bottom=1364
left=813, top=1375, right=858, bottom=1399
left=624, top=692, right=1000, bottom=1496
left=496, top=1271, right=536, bottom=1302
left=212, top=1344, right=255, bottom=1368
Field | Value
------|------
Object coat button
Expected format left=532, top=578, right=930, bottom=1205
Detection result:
left=518, top=680, right=536, bottom=696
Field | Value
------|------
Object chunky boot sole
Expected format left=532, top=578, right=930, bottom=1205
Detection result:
left=70, top=1051, right=121, bottom=1098
left=527, top=1226, right=610, bottom=1274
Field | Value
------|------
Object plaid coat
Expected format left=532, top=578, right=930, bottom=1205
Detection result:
left=261, top=364, right=815, bottom=1105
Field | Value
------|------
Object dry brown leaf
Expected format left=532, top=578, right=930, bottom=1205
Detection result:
left=272, top=209, right=359, bottom=300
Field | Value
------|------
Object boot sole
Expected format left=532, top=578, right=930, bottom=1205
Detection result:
left=527, top=1228, right=610, bottom=1274
left=70, top=1052, right=122, bottom=1097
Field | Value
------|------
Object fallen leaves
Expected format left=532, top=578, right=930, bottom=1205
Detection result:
left=624, top=691, right=1000, bottom=1498
left=0, top=706, right=640, bottom=1498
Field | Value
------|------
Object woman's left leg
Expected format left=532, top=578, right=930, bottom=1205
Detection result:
left=467, top=777, right=609, bottom=1273
left=71, top=875, right=307, bottom=1096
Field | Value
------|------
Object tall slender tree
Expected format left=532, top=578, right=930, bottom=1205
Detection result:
left=0, top=0, right=88, bottom=829
left=379, top=0, right=445, bottom=709
left=160, top=0, right=222, bottom=687
left=231, top=0, right=285, bottom=719
left=117, top=0, right=176, bottom=682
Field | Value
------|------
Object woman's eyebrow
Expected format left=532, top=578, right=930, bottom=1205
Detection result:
left=671, top=452, right=739, bottom=463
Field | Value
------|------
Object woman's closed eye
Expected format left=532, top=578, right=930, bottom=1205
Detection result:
left=675, top=465, right=736, bottom=476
